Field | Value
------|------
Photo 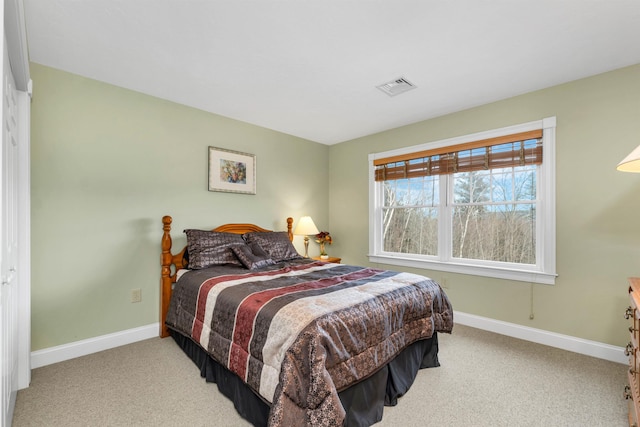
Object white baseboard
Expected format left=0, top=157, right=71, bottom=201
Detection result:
left=454, top=311, right=626, bottom=365
left=29, top=313, right=626, bottom=371
left=31, top=323, right=159, bottom=369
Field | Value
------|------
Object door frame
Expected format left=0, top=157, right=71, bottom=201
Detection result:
left=5, top=0, right=31, bottom=390
left=16, top=88, right=30, bottom=389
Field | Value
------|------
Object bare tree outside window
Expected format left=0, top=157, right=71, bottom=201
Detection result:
left=383, top=175, right=439, bottom=256
left=451, top=166, right=536, bottom=264
left=382, top=166, right=537, bottom=265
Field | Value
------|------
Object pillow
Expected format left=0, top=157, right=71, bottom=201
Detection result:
left=231, top=242, right=276, bottom=270
left=243, top=231, right=301, bottom=262
left=184, top=229, right=245, bottom=269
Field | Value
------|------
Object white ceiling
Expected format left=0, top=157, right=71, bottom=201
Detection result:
left=23, top=0, right=640, bottom=145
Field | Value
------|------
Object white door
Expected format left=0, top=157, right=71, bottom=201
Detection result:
left=0, top=35, right=19, bottom=426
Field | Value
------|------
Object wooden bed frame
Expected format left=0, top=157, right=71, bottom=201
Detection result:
left=159, top=215, right=449, bottom=427
left=159, top=215, right=294, bottom=338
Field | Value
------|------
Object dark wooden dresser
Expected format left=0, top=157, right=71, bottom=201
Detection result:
left=625, top=277, right=640, bottom=426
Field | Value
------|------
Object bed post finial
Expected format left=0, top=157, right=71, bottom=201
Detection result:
left=287, top=217, right=293, bottom=242
left=160, top=215, right=173, bottom=338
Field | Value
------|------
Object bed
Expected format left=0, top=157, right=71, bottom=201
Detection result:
left=160, top=215, right=453, bottom=427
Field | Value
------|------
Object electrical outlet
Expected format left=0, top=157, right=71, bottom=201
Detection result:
left=440, top=278, right=449, bottom=289
left=131, top=288, right=142, bottom=303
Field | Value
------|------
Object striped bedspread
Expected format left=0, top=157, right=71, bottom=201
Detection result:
left=165, top=260, right=453, bottom=426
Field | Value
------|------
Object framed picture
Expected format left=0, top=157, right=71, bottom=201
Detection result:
left=208, top=146, right=256, bottom=194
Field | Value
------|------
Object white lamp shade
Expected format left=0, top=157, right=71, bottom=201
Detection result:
left=617, top=144, right=640, bottom=173
left=294, top=216, right=319, bottom=236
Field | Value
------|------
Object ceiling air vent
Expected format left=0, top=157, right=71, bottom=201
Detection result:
left=376, top=77, right=417, bottom=97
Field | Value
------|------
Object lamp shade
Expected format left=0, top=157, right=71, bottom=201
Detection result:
left=294, top=216, right=319, bottom=236
left=617, top=144, right=640, bottom=173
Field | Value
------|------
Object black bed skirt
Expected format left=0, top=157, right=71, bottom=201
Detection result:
left=169, top=329, right=440, bottom=427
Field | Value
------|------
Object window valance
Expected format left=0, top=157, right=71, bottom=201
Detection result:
left=373, top=129, right=543, bottom=181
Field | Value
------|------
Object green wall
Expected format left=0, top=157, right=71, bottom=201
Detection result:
left=31, top=61, right=640, bottom=352
left=329, top=64, right=640, bottom=347
left=30, top=64, right=329, bottom=351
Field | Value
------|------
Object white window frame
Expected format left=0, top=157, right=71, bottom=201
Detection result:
left=368, top=117, right=557, bottom=285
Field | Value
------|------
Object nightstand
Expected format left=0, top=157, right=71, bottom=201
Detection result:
left=311, top=256, right=341, bottom=263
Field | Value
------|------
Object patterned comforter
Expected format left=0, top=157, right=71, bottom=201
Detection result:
left=165, top=260, right=453, bottom=426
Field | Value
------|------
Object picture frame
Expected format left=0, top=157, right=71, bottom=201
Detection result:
left=208, top=146, right=256, bottom=194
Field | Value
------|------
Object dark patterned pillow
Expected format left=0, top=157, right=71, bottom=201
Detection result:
left=243, top=231, right=301, bottom=262
left=184, top=229, right=244, bottom=269
left=231, top=242, right=276, bottom=270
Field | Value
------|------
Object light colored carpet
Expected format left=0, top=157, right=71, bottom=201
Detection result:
left=13, top=324, right=628, bottom=426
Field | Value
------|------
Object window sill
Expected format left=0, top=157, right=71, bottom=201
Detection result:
left=368, top=254, right=557, bottom=285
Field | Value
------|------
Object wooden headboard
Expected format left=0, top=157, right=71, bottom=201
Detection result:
left=160, top=215, right=294, bottom=337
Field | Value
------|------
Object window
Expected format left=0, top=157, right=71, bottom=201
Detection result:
left=369, top=118, right=556, bottom=285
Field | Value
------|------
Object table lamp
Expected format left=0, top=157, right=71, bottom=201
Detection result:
left=294, top=216, right=319, bottom=258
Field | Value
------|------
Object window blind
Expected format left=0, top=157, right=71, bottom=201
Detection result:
left=374, top=130, right=543, bottom=181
